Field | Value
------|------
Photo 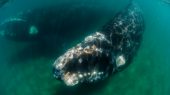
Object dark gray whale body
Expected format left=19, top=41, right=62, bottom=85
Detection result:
left=53, top=3, right=144, bottom=86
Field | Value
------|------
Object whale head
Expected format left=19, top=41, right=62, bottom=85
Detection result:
left=53, top=32, right=116, bottom=86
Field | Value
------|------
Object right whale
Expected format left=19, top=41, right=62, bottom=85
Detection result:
left=53, top=2, right=144, bottom=86
left=0, top=1, right=129, bottom=42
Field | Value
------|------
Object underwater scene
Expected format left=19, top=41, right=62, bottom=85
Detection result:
left=0, top=0, right=170, bottom=95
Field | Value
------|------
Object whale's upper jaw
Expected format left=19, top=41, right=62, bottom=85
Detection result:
left=53, top=32, right=115, bottom=86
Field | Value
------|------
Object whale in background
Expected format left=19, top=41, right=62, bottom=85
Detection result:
left=0, top=0, right=131, bottom=42
left=0, top=6, right=110, bottom=42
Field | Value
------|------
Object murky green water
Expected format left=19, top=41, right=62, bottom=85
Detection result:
left=0, top=0, right=170, bottom=95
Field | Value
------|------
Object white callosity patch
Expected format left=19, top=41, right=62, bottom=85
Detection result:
left=78, top=74, right=83, bottom=78
left=29, top=25, right=39, bottom=35
left=62, top=70, right=105, bottom=86
left=116, top=55, right=126, bottom=67
left=88, top=70, right=105, bottom=82
left=85, top=32, right=111, bottom=44
left=78, top=58, right=83, bottom=64
left=63, top=73, right=79, bottom=86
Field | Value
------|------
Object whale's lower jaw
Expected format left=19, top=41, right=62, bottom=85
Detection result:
left=53, top=2, right=144, bottom=86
